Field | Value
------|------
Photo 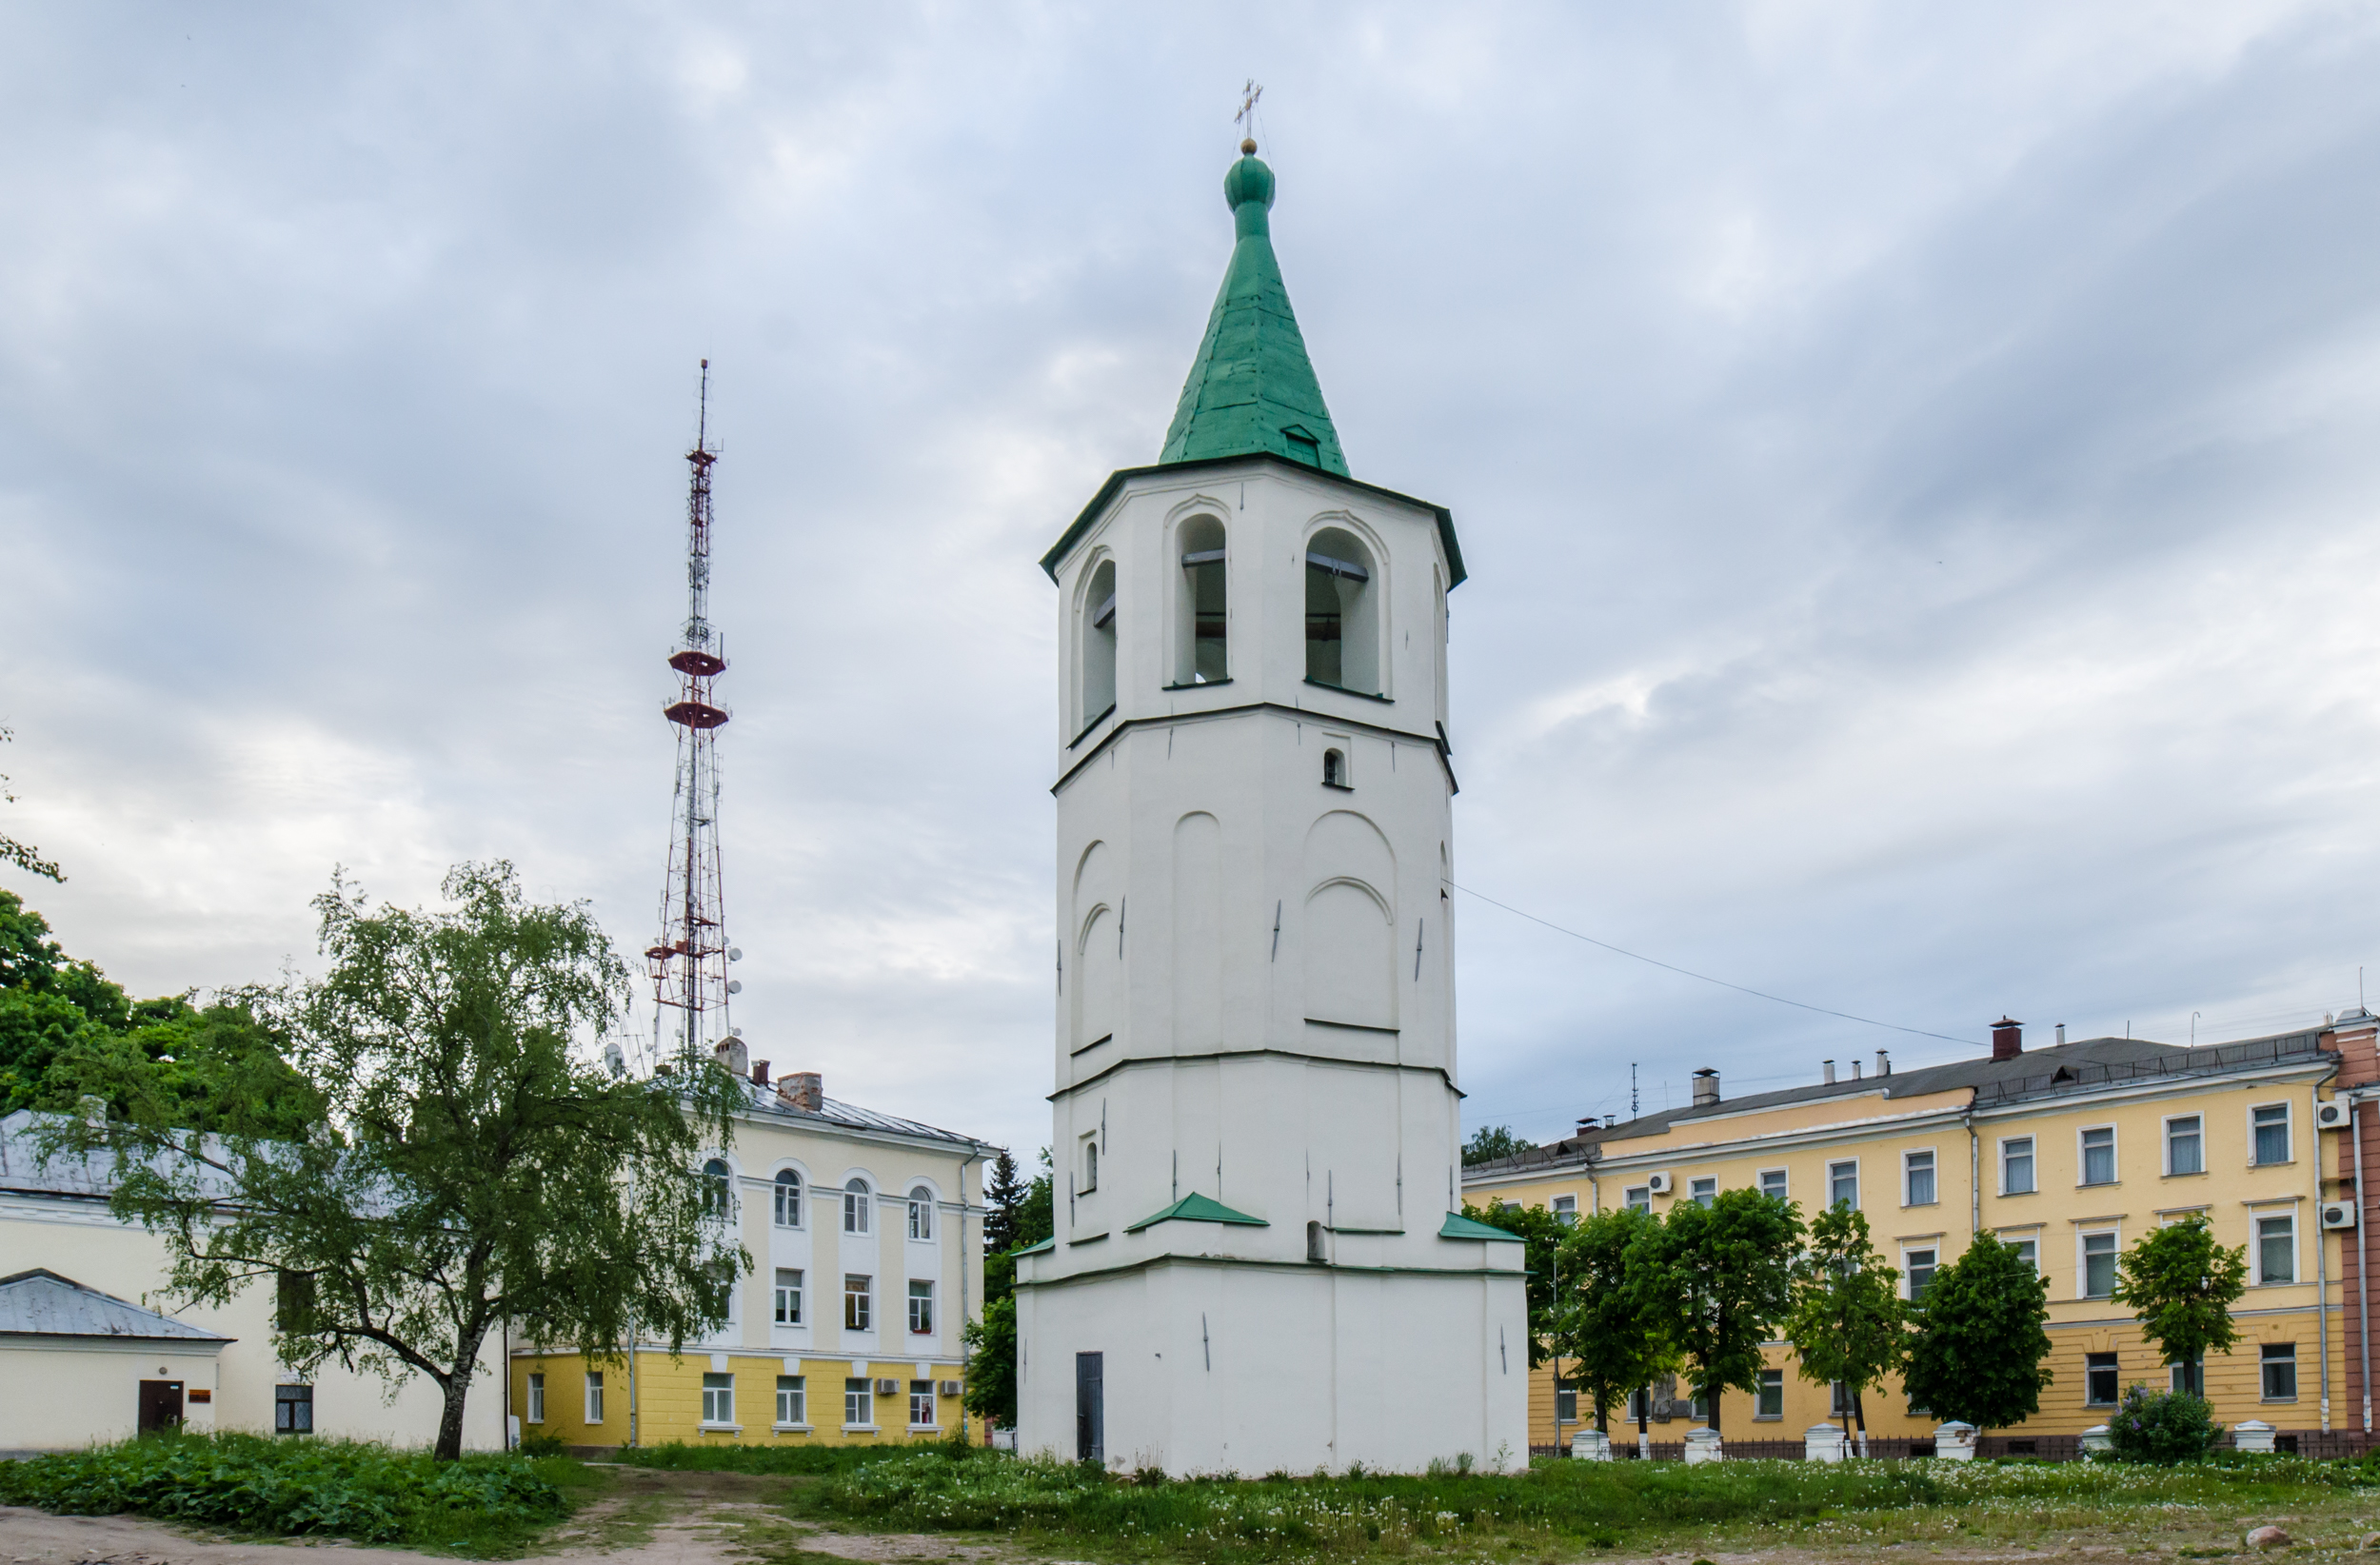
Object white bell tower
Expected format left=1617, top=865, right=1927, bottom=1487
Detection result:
left=1012, top=140, right=1527, bottom=1476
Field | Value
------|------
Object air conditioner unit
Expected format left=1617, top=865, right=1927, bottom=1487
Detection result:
left=938, top=1379, right=962, bottom=1398
left=2317, top=1100, right=2352, bottom=1131
left=2323, top=1200, right=2358, bottom=1231
left=1646, top=1172, right=1674, bottom=1196
left=875, top=1377, right=901, bottom=1397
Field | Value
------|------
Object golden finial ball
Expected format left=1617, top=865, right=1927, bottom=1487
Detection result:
left=1240, top=137, right=1257, bottom=155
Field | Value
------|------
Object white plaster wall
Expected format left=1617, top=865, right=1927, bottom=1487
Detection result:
left=0, top=1196, right=505, bottom=1450
left=0, top=1344, right=225, bottom=1451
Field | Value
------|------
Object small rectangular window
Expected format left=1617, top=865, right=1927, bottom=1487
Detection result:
left=2002, top=1138, right=2035, bottom=1195
left=702, top=1373, right=734, bottom=1425
left=1905, top=1150, right=1935, bottom=1206
left=1624, top=1185, right=1651, bottom=1213
left=1553, top=1194, right=1578, bottom=1226
left=2169, top=1357, right=2202, bottom=1395
left=844, top=1377, right=873, bottom=1427
left=1755, top=1369, right=1784, bottom=1419
left=774, top=1268, right=804, bottom=1325
left=2085, top=1352, right=2119, bottom=1405
left=1906, top=1248, right=1937, bottom=1299
left=909, top=1379, right=937, bottom=1428
left=2008, top=1237, right=2038, bottom=1272
left=2262, top=1343, right=2298, bottom=1400
left=1081, top=1136, right=1099, bottom=1193
left=777, top=1375, right=805, bottom=1426
left=526, top=1372, right=545, bottom=1424
left=274, top=1383, right=313, bottom=1435
left=2257, top=1214, right=2295, bottom=1283
left=845, top=1275, right=873, bottom=1332
left=2080, top=1126, right=2116, bottom=1186
left=1830, top=1380, right=1854, bottom=1416
left=1688, top=1176, right=1716, bottom=1208
left=1759, top=1169, right=1789, bottom=1200
left=2166, top=1116, right=2203, bottom=1176
left=908, top=1279, right=935, bottom=1335
left=585, top=1371, right=605, bottom=1425
left=1556, top=1384, right=1577, bottom=1422
left=1829, top=1160, right=1858, bottom=1209
left=2082, top=1232, right=2117, bottom=1298
left=2253, top=1104, right=2291, bottom=1166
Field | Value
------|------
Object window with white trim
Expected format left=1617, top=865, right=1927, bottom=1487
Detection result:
left=773, top=1268, right=803, bottom=1325
left=2081, top=1230, right=2118, bottom=1298
left=585, top=1371, right=605, bottom=1424
left=1081, top=558, right=1117, bottom=725
left=1688, top=1176, right=1716, bottom=1208
left=2262, top=1344, right=2298, bottom=1400
left=1829, top=1160, right=1858, bottom=1209
left=845, top=1274, right=873, bottom=1332
left=2165, top=1116, right=2202, bottom=1176
left=702, top=1373, right=734, bottom=1426
left=2079, top=1126, right=2116, bottom=1186
left=910, top=1378, right=937, bottom=1428
left=1755, top=1369, right=1784, bottom=1419
left=2256, top=1213, right=2295, bottom=1284
left=908, top=1279, right=935, bottom=1335
left=1905, top=1247, right=1938, bottom=1299
left=777, top=1375, right=805, bottom=1425
left=773, top=1169, right=803, bottom=1226
left=2085, top=1352, right=2119, bottom=1405
left=2252, top=1104, right=2291, bottom=1166
left=704, top=1159, right=733, bottom=1218
left=2001, top=1137, right=2034, bottom=1195
left=526, top=1372, right=545, bottom=1424
left=1553, top=1194, right=1577, bottom=1225
left=908, top=1186, right=935, bottom=1239
left=844, top=1376, right=873, bottom=1427
left=1904, top=1149, right=1935, bottom=1206
left=1759, top=1169, right=1788, bottom=1200
left=1624, top=1185, right=1650, bottom=1214
left=2007, top=1236, right=2038, bottom=1272
left=1081, top=1135, right=1099, bottom=1194
left=843, top=1179, right=872, bottom=1233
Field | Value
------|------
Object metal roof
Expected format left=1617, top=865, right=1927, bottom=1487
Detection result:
left=735, top=1081, right=995, bottom=1152
left=0, top=1268, right=229, bottom=1343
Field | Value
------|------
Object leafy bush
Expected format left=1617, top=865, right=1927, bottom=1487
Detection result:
left=517, top=1430, right=569, bottom=1457
left=0, top=1432, right=569, bottom=1551
left=609, top=1438, right=957, bottom=1476
left=2104, top=1384, right=2223, bottom=1465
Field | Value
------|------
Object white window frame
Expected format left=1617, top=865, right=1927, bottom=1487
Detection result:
left=843, top=1179, right=872, bottom=1233
left=1903, top=1147, right=1937, bottom=1207
left=526, top=1372, right=545, bottom=1424
left=1623, top=1185, right=1651, bottom=1213
left=773, top=1268, right=803, bottom=1326
left=1553, top=1194, right=1578, bottom=1225
left=908, top=1279, right=935, bottom=1336
left=845, top=1273, right=874, bottom=1333
left=2250, top=1101, right=2292, bottom=1167
left=909, top=1379, right=938, bottom=1429
left=2004, top=1235, right=2039, bottom=1273
left=701, top=1372, right=735, bottom=1427
left=1902, top=1244, right=1939, bottom=1300
left=1081, top=1134, right=1100, bottom=1193
left=773, top=1168, right=804, bottom=1227
left=585, top=1371, right=605, bottom=1424
left=1688, top=1175, right=1716, bottom=1208
left=1755, top=1367, right=1785, bottom=1420
left=776, top=1374, right=806, bottom=1427
left=844, top=1376, right=874, bottom=1429
left=1827, top=1159, right=1860, bottom=1209
left=1758, top=1168, right=1789, bottom=1201
left=2083, top=1351, right=2120, bottom=1406
left=2077, top=1124, right=2118, bottom=1187
left=2162, top=1113, right=2204, bottom=1178
left=1999, top=1136, right=2035, bottom=1196
left=2078, top=1225, right=2121, bottom=1299
left=2252, top=1209, right=2298, bottom=1285
left=907, top=1187, right=936, bottom=1240
left=2261, top=1343, right=2299, bottom=1402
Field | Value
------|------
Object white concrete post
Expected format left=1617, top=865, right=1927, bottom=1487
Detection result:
left=2233, top=1419, right=2276, bottom=1454
left=1932, top=1421, right=1976, bottom=1460
left=1683, top=1425, right=1723, bottom=1464
left=2081, top=1423, right=2112, bottom=1453
left=1804, top=1422, right=1848, bottom=1462
left=1571, top=1429, right=1612, bottom=1460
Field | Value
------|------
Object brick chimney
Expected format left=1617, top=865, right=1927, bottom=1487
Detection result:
left=1992, top=1017, right=2023, bottom=1061
left=751, top=1059, right=770, bottom=1088
left=781, top=1072, right=823, bottom=1112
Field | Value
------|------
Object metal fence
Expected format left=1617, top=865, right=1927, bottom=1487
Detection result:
left=1540, top=1429, right=2365, bottom=1462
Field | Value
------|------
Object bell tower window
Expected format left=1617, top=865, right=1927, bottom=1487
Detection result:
left=1176, top=516, right=1228, bottom=684
left=1305, top=528, right=1378, bottom=695
left=1081, top=559, right=1118, bottom=727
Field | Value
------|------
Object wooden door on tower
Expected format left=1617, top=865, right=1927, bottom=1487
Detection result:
left=1076, top=1352, right=1104, bottom=1464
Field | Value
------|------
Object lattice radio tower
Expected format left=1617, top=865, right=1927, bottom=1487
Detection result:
left=645, top=360, right=736, bottom=1065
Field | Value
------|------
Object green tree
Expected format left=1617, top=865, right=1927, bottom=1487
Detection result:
left=0, top=726, right=63, bottom=883
left=982, top=1148, right=1027, bottom=1258
left=965, top=1148, right=1054, bottom=1428
left=2111, top=1216, right=2247, bottom=1397
left=1901, top=1236, right=2053, bottom=1430
left=1628, top=1189, right=1801, bottom=1432
left=1462, top=1125, right=1532, bottom=1166
left=44, top=862, right=745, bottom=1460
left=1783, top=1204, right=1907, bottom=1447
left=1463, top=1199, right=1567, bottom=1367
left=1552, top=1207, right=1673, bottom=1436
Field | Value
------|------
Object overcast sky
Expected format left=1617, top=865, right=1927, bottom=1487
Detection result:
left=6, top=3, right=2380, bottom=1159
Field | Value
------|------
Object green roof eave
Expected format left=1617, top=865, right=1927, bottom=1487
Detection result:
left=1039, top=452, right=1466, bottom=590
left=1009, top=1237, right=1056, bottom=1257
left=1124, top=1191, right=1270, bottom=1234
left=1438, top=1211, right=1519, bottom=1241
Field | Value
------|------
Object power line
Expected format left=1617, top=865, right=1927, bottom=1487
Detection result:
left=1446, top=882, right=1981, bottom=1048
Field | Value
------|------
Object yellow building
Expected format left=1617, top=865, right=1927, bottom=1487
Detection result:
left=513, top=1064, right=997, bottom=1449
left=1463, top=1021, right=2353, bottom=1454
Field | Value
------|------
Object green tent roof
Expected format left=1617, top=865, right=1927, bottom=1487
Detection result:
left=1158, top=149, right=1349, bottom=477
left=1438, top=1211, right=1519, bottom=1241
left=1125, top=1191, right=1270, bottom=1234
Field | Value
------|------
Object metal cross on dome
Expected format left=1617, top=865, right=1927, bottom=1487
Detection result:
left=1236, top=80, right=1262, bottom=132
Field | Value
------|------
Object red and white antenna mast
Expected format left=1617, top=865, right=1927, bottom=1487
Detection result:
left=645, top=360, right=736, bottom=1065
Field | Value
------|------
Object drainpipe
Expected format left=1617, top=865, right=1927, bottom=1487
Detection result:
left=2315, top=1087, right=2330, bottom=1431
left=2358, top=1097, right=2372, bottom=1434
left=1967, top=1108, right=1980, bottom=1238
